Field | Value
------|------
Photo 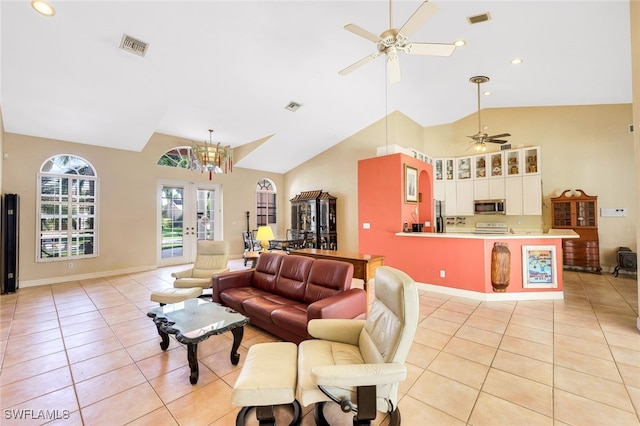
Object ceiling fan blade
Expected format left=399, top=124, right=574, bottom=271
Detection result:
left=487, top=133, right=511, bottom=139
left=398, top=1, right=438, bottom=39
left=404, top=42, right=456, bottom=56
left=387, top=53, right=401, bottom=84
left=339, top=53, right=380, bottom=76
left=344, top=23, right=381, bottom=43
left=486, top=139, right=508, bottom=144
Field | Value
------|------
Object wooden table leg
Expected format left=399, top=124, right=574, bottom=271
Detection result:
left=230, top=327, right=244, bottom=365
left=187, top=343, right=199, bottom=384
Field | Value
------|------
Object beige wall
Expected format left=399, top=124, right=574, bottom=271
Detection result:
left=286, top=103, right=636, bottom=269
left=2, top=132, right=282, bottom=283
left=284, top=111, right=424, bottom=253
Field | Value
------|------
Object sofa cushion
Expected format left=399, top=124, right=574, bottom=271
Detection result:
left=271, top=306, right=309, bottom=338
left=219, top=286, right=271, bottom=314
left=271, top=255, right=313, bottom=303
left=243, top=293, right=306, bottom=324
left=303, top=259, right=354, bottom=304
left=252, top=252, right=284, bottom=293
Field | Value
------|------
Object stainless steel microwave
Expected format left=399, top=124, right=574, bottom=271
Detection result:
left=474, top=199, right=506, bottom=215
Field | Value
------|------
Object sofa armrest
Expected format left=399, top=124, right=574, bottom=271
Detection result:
left=307, top=319, right=365, bottom=345
left=311, top=363, right=407, bottom=387
left=212, top=269, right=255, bottom=303
left=307, top=288, right=367, bottom=322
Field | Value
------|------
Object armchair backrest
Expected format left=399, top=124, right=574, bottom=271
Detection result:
left=192, top=240, right=229, bottom=278
left=358, top=266, right=419, bottom=365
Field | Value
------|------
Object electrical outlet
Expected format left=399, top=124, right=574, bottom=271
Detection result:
left=68, top=262, right=73, bottom=269
left=439, top=270, right=445, bottom=278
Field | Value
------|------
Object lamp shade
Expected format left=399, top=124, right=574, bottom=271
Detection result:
left=256, top=226, right=275, bottom=243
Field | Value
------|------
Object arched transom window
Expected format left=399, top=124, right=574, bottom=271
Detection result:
left=256, top=178, right=277, bottom=227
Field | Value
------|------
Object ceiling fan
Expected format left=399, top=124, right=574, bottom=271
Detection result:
left=467, top=76, right=511, bottom=151
left=339, top=0, right=456, bottom=84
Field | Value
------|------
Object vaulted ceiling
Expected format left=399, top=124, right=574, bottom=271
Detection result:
left=1, top=1, right=632, bottom=173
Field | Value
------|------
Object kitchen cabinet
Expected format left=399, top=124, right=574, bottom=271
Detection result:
left=505, top=177, right=523, bottom=215
left=505, top=149, right=522, bottom=177
left=456, top=157, right=472, bottom=180
left=489, top=152, right=504, bottom=178
left=474, top=178, right=505, bottom=200
left=456, top=180, right=474, bottom=215
left=523, top=147, right=541, bottom=175
left=551, top=189, right=600, bottom=273
left=505, top=175, right=542, bottom=215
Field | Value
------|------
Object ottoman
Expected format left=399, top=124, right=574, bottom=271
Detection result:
left=232, top=342, right=301, bottom=425
left=150, top=287, right=203, bottom=305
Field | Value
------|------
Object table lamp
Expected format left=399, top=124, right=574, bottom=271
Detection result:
left=255, top=226, right=274, bottom=252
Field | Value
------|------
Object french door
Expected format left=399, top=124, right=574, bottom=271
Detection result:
left=158, top=180, right=222, bottom=265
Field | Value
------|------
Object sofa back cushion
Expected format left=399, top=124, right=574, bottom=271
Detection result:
left=252, top=252, right=284, bottom=293
left=303, top=259, right=354, bottom=304
left=272, top=255, right=313, bottom=302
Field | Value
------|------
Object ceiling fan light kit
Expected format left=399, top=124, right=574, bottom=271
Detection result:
left=467, top=76, right=511, bottom=151
left=340, top=0, right=456, bottom=84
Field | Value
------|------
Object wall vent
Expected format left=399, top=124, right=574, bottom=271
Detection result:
left=285, top=101, right=302, bottom=112
left=119, top=34, right=149, bottom=57
left=630, top=124, right=634, bottom=133
left=467, top=12, right=491, bottom=25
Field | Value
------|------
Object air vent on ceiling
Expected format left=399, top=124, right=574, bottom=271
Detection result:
left=285, top=101, right=302, bottom=112
left=467, top=12, right=491, bottom=25
left=119, top=34, right=149, bottom=57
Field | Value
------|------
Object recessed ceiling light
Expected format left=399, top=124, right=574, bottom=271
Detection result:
left=511, top=58, right=524, bottom=65
left=453, top=40, right=467, bottom=47
left=31, top=0, right=55, bottom=17
left=483, top=91, right=491, bottom=96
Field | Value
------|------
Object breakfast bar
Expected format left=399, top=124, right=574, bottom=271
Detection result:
left=385, top=229, right=578, bottom=300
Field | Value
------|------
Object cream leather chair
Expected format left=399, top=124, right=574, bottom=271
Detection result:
left=296, top=266, right=419, bottom=425
left=172, top=240, right=230, bottom=289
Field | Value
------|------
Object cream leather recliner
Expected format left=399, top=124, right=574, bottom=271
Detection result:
left=296, top=266, right=419, bottom=425
left=172, top=240, right=230, bottom=289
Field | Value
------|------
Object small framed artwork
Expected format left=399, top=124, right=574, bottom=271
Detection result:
left=404, top=164, right=418, bottom=203
left=522, top=245, right=558, bottom=288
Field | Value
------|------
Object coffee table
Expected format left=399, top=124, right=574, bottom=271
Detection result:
left=147, top=298, right=249, bottom=384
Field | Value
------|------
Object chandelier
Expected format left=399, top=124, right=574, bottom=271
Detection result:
left=191, top=129, right=233, bottom=179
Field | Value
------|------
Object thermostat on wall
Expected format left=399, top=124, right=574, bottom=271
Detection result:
left=600, top=208, right=627, bottom=217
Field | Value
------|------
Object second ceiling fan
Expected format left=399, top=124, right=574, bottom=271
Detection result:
left=467, top=76, right=511, bottom=151
left=339, top=0, right=456, bottom=84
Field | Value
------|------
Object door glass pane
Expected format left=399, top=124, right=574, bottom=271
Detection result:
left=161, top=186, right=184, bottom=259
left=196, top=189, right=216, bottom=240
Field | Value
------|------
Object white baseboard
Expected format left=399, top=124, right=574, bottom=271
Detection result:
left=19, top=265, right=158, bottom=288
left=416, top=282, right=564, bottom=301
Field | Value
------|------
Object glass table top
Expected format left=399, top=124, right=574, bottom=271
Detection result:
left=147, top=298, right=248, bottom=343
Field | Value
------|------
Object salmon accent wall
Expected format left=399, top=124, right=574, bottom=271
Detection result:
left=358, top=153, right=563, bottom=294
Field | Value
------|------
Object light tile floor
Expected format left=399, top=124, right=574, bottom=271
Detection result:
left=1, top=260, right=638, bottom=425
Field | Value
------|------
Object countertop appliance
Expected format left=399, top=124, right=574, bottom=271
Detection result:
left=474, top=199, right=506, bottom=215
left=474, top=222, right=509, bottom=234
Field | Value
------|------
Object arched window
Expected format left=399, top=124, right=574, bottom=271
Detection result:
left=37, top=155, right=98, bottom=262
left=256, top=179, right=277, bottom=227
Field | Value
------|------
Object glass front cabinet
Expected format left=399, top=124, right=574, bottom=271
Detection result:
left=290, top=190, right=337, bottom=250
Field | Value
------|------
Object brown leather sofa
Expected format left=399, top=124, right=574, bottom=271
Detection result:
left=212, top=252, right=367, bottom=344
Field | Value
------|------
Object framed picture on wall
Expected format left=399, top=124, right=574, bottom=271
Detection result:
left=522, top=245, right=558, bottom=288
left=404, top=165, right=418, bottom=203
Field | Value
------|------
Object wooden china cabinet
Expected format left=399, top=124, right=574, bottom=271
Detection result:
left=551, top=189, right=601, bottom=273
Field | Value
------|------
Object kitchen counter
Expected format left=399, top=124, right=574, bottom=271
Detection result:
left=395, top=229, right=579, bottom=239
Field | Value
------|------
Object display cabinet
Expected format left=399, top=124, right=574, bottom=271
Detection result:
left=434, top=159, right=443, bottom=181
left=290, top=190, right=337, bottom=250
left=551, top=189, right=600, bottom=273
left=489, top=152, right=504, bottom=178
left=505, top=150, right=521, bottom=176
left=456, top=157, right=472, bottom=180
left=523, top=147, right=540, bottom=175
left=445, top=158, right=455, bottom=181
left=473, top=154, right=488, bottom=179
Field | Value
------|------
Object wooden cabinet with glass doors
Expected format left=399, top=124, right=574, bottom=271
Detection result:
left=290, top=190, right=337, bottom=250
left=551, top=189, right=601, bottom=273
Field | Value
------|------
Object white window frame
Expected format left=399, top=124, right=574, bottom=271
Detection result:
left=36, top=155, right=99, bottom=262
